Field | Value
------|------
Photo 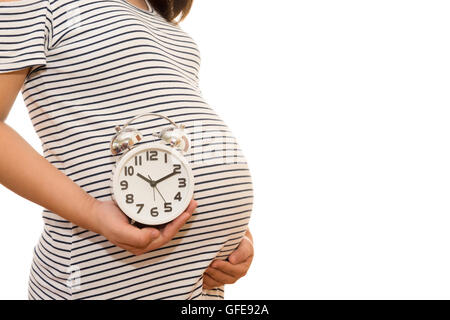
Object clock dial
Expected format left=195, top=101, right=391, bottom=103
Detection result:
left=112, top=144, right=194, bottom=225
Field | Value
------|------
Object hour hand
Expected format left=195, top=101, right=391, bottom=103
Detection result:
left=137, top=173, right=155, bottom=186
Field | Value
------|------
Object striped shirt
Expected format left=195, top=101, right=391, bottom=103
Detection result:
left=0, top=0, right=253, bottom=300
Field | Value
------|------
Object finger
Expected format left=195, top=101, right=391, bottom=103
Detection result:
left=203, top=274, right=218, bottom=289
left=203, top=273, right=222, bottom=289
left=228, top=238, right=254, bottom=265
left=142, top=199, right=197, bottom=250
left=136, top=227, right=161, bottom=247
left=159, top=199, right=197, bottom=240
left=116, top=223, right=160, bottom=249
left=205, top=267, right=237, bottom=284
left=114, top=240, right=146, bottom=256
left=210, top=259, right=250, bottom=278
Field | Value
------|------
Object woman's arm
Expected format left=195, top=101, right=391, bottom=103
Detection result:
left=0, top=69, right=196, bottom=255
left=1, top=70, right=101, bottom=232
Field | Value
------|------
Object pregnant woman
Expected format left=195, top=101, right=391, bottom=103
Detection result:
left=0, top=0, right=254, bottom=299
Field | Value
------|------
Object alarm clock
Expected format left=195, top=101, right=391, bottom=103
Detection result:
left=109, top=112, right=194, bottom=226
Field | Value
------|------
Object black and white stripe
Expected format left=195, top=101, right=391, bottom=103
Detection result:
left=1, top=0, right=252, bottom=300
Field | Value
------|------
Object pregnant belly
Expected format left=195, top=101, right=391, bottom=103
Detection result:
left=185, top=121, right=253, bottom=259
left=34, top=112, right=253, bottom=299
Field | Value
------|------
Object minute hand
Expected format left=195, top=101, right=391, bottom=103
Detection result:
left=154, top=170, right=179, bottom=185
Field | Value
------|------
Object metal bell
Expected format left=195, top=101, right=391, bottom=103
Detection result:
left=110, top=126, right=144, bottom=155
left=158, top=124, right=191, bottom=152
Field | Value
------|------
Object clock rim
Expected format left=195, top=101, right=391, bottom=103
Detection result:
left=111, top=143, right=194, bottom=226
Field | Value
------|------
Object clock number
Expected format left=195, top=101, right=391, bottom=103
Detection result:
left=150, top=207, right=159, bottom=217
left=164, top=153, right=168, bottom=163
left=124, top=166, right=134, bottom=176
left=147, top=150, right=158, bottom=161
left=126, top=194, right=134, bottom=204
left=164, top=202, right=172, bottom=212
left=134, top=155, right=142, bottom=166
left=136, top=204, right=144, bottom=214
left=173, top=164, right=181, bottom=174
left=174, top=192, right=181, bottom=201
left=178, top=178, right=186, bottom=188
left=120, top=180, right=128, bottom=190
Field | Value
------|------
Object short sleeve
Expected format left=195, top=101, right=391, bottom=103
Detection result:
left=0, top=0, right=52, bottom=73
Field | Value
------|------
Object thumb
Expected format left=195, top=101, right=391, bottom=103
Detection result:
left=122, top=225, right=160, bottom=248
left=228, top=239, right=252, bottom=264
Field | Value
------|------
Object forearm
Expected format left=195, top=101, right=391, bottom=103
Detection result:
left=0, top=121, right=100, bottom=233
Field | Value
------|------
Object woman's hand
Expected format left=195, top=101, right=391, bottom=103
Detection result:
left=92, top=199, right=197, bottom=256
left=203, top=230, right=254, bottom=289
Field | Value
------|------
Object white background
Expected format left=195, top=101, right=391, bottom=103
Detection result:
left=2, top=0, right=450, bottom=299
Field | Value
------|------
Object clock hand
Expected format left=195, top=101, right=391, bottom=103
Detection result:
left=137, top=173, right=156, bottom=187
left=155, top=185, right=167, bottom=203
left=138, top=172, right=157, bottom=201
left=148, top=175, right=167, bottom=203
left=144, top=173, right=157, bottom=201
left=154, top=170, right=179, bottom=185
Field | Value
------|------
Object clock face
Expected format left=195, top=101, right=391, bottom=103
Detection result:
left=112, top=144, right=194, bottom=225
